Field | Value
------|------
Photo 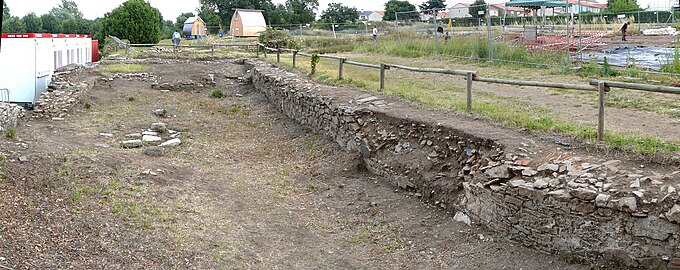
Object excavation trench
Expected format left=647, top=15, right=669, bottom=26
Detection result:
left=244, top=59, right=680, bottom=269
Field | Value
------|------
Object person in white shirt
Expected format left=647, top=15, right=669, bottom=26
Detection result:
left=172, top=31, right=181, bottom=47
left=372, top=26, right=378, bottom=43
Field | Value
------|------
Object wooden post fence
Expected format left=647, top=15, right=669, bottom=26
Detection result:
left=597, top=81, right=607, bottom=143
left=466, top=72, right=474, bottom=113
left=380, top=64, right=387, bottom=91
left=338, top=58, right=346, bottom=80
left=293, top=51, right=298, bottom=67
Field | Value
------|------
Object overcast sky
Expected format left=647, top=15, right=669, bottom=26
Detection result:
left=6, top=0, right=645, bottom=21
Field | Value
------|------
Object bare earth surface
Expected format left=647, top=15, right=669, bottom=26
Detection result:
left=0, top=58, right=589, bottom=269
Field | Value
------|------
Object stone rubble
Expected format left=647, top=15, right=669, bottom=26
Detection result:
left=118, top=122, right=184, bottom=151
left=33, top=64, right=89, bottom=119
left=0, top=103, right=25, bottom=131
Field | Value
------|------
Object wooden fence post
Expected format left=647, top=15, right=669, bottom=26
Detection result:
left=277, top=48, right=281, bottom=62
left=293, top=51, right=298, bottom=67
left=125, top=44, right=129, bottom=57
left=338, top=58, right=345, bottom=80
left=466, top=72, right=474, bottom=113
left=380, top=64, right=387, bottom=91
left=597, top=81, right=607, bottom=143
left=263, top=46, right=267, bottom=58
left=256, top=45, right=260, bottom=58
left=211, top=44, right=215, bottom=56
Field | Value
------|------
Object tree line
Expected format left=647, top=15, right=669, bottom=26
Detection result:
left=2, top=0, right=643, bottom=45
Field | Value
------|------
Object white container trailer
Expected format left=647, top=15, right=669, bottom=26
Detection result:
left=0, top=33, right=92, bottom=104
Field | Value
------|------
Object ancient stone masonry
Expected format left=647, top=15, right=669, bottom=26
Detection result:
left=246, top=59, right=680, bottom=269
left=150, top=74, right=216, bottom=91
left=0, top=103, right=25, bottom=131
left=33, top=64, right=91, bottom=119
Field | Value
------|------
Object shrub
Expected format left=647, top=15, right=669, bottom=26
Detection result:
left=211, top=89, right=224, bottom=98
left=5, top=128, right=16, bottom=139
left=258, top=29, right=299, bottom=50
left=83, top=102, right=92, bottom=109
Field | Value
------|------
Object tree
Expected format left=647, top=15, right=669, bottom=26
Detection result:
left=285, top=0, right=318, bottom=24
left=197, top=6, right=221, bottom=27
left=50, top=0, right=83, bottom=20
left=3, top=1, right=10, bottom=20
left=419, top=0, right=446, bottom=11
left=175, top=12, right=194, bottom=30
left=384, top=0, right=419, bottom=21
left=22, top=12, right=42, bottom=32
left=2, top=17, right=26, bottom=33
left=320, top=3, right=358, bottom=23
left=101, top=0, right=161, bottom=44
left=469, top=0, right=487, bottom=18
left=267, top=3, right=289, bottom=25
left=61, top=18, right=78, bottom=33
left=607, top=0, right=641, bottom=12
left=41, top=13, right=62, bottom=33
left=22, top=12, right=43, bottom=32
left=199, top=0, right=276, bottom=28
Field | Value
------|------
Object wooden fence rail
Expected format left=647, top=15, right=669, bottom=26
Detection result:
left=255, top=43, right=680, bottom=144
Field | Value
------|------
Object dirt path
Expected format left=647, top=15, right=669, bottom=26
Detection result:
left=0, top=58, right=587, bottom=269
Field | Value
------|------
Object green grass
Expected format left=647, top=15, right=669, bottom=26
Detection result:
left=5, top=128, right=16, bottom=139
left=355, top=35, right=567, bottom=66
left=99, top=63, right=149, bottom=73
left=266, top=53, right=680, bottom=155
left=211, top=89, right=225, bottom=98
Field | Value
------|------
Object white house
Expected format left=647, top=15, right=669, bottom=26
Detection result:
left=368, top=11, right=384, bottom=21
left=448, top=3, right=471, bottom=18
left=359, top=11, right=372, bottom=20
left=490, top=4, right=525, bottom=17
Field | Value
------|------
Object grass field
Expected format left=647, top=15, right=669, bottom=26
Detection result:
left=264, top=51, right=680, bottom=155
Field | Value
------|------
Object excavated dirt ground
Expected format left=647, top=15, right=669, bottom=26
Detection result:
left=0, top=57, right=590, bottom=269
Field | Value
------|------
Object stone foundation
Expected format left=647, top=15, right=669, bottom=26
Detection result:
left=245, top=59, right=680, bottom=269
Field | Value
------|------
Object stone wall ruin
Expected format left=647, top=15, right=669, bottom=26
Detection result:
left=245, top=59, right=680, bottom=269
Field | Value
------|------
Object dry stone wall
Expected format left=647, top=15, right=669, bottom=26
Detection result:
left=0, top=103, right=24, bottom=131
left=246, top=59, right=680, bottom=269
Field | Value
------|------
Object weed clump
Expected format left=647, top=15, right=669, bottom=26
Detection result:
left=211, top=89, right=225, bottom=98
left=5, top=128, right=16, bottom=139
left=83, top=102, right=92, bottom=110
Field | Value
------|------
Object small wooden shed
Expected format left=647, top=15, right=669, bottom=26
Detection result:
left=183, top=16, right=206, bottom=39
left=230, top=9, right=267, bottom=37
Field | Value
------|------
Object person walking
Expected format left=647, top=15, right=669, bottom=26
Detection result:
left=372, top=26, right=378, bottom=43
left=620, top=22, right=630, bottom=41
left=172, top=30, right=182, bottom=48
left=437, top=23, right=444, bottom=37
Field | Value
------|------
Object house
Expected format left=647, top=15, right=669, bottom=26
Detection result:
left=567, top=0, right=606, bottom=13
left=230, top=9, right=267, bottom=37
left=358, top=11, right=384, bottom=21
left=359, top=11, right=372, bottom=20
left=369, top=11, right=384, bottom=21
left=490, top=4, right=526, bottom=17
left=448, top=3, right=471, bottom=18
left=183, top=16, right=206, bottom=39
left=420, top=10, right=448, bottom=21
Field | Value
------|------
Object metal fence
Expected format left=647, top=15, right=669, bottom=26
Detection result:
left=266, top=8, right=680, bottom=75
left=258, top=43, right=680, bottom=144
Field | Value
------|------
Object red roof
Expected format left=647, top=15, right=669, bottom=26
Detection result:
left=375, top=11, right=385, bottom=15
left=490, top=3, right=525, bottom=12
left=567, top=0, right=606, bottom=9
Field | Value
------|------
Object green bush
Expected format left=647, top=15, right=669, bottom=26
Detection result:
left=100, top=0, right=161, bottom=44
left=211, top=89, right=225, bottom=98
left=258, top=29, right=299, bottom=50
